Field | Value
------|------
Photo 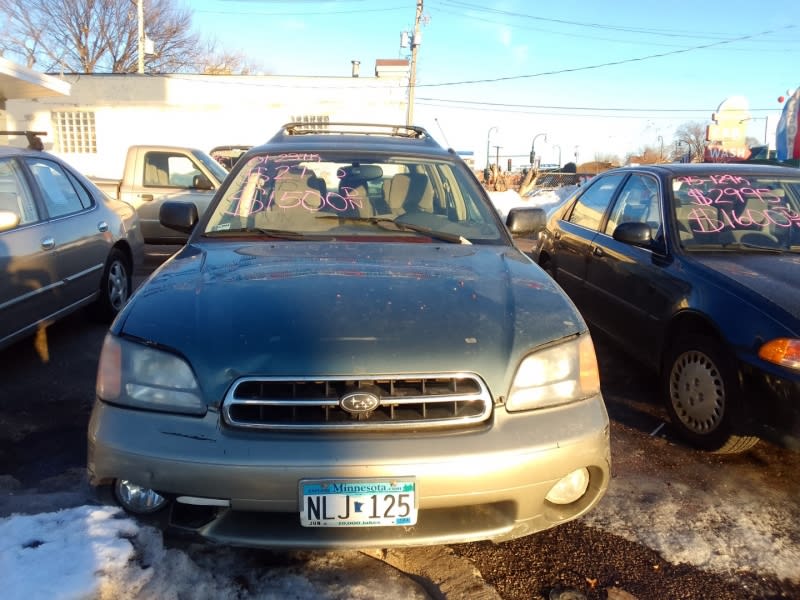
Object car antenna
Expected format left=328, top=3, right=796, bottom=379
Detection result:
left=434, top=118, right=452, bottom=148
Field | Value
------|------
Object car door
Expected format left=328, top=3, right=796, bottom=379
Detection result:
left=135, top=151, right=216, bottom=243
left=24, top=157, right=109, bottom=309
left=581, top=173, right=680, bottom=366
left=551, top=173, right=626, bottom=321
left=0, top=157, right=65, bottom=346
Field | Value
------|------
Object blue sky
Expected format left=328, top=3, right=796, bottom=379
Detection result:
left=188, top=0, right=798, bottom=166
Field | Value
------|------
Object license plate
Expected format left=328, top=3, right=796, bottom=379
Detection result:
left=299, top=478, right=417, bottom=527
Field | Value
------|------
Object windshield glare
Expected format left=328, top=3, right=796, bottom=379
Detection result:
left=671, top=173, right=800, bottom=249
left=203, top=152, right=504, bottom=242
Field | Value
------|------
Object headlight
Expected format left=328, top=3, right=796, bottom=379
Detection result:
left=758, top=338, right=800, bottom=371
left=96, top=334, right=206, bottom=415
left=506, top=334, right=600, bottom=412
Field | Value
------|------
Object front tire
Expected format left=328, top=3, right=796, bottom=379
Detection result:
left=94, top=248, right=131, bottom=322
left=662, top=334, right=759, bottom=454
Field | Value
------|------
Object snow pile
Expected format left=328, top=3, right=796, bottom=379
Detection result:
left=487, top=186, right=578, bottom=220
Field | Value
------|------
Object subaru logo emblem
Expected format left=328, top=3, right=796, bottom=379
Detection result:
left=340, top=391, right=380, bottom=415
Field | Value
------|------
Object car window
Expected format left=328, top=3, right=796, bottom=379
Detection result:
left=605, top=174, right=661, bottom=237
left=203, top=152, right=505, bottom=243
left=671, top=172, right=800, bottom=250
left=144, top=151, right=208, bottom=188
left=193, top=149, right=229, bottom=183
left=25, top=158, right=87, bottom=219
left=0, top=158, right=39, bottom=226
left=566, top=173, right=626, bottom=231
left=63, top=169, right=95, bottom=210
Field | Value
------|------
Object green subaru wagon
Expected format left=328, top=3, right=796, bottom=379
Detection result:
left=88, top=123, right=610, bottom=550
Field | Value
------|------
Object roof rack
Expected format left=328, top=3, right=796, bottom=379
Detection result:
left=279, top=122, right=431, bottom=140
left=0, top=130, right=47, bottom=138
left=0, top=130, right=47, bottom=150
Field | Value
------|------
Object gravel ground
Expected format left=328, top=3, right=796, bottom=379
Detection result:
left=451, top=517, right=800, bottom=600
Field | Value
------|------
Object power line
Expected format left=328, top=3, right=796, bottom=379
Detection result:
left=415, top=25, right=795, bottom=88
left=430, top=5, right=797, bottom=51
left=129, top=73, right=780, bottom=121
left=415, top=101, right=707, bottom=120
left=416, top=97, right=781, bottom=114
left=436, top=0, right=794, bottom=40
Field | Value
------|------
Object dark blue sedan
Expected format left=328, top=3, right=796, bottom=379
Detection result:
left=532, top=163, right=800, bottom=453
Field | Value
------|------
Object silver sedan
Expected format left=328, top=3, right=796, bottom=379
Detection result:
left=0, top=145, right=144, bottom=350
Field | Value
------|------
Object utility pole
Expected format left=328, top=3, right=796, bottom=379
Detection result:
left=137, top=0, right=145, bottom=74
left=405, top=0, right=423, bottom=126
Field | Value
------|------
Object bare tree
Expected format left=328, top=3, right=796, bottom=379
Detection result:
left=0, top=0, right=245, bottom=73
left=673, top=121, right=708, bottom=163
left=593, top=152, right=622, bottom=167
left=197, top=40, right=265, bottom=75
left=625, top=145, right=662, bottom=165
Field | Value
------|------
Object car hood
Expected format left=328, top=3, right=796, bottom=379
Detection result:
left=119, top=242, right=583, bottom=403
left=692, top=252, right=800, bottom=323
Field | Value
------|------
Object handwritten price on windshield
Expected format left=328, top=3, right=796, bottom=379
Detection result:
left=685, top=205, right=800, bottom=232
left=685, top=186, right=781, bottom=206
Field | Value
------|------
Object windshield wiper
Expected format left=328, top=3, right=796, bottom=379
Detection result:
left=316, top=215, right=472, bottom=245
left=203, top=227, right=314, bottom=240
left=686, top=242, right=783, bottom=254
left=720, top=241, right=786, bottom=253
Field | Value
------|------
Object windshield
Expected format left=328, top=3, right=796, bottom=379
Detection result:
left=203, top=151, right=505, bottom=243
left=671, top=173, right=800, bottom=251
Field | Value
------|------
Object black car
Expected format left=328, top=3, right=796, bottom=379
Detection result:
left=530, top=163, right=800, bottom=453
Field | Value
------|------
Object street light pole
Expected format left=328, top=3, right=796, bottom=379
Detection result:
left=553, top=144, right=562, bottom=168
left=529, top=133, right=547, bottom=168
left=486, top=126, right=498, bottom=169
left=657, top=135, right=664, bottom=162
left=739, top=116, right=771, bottom=145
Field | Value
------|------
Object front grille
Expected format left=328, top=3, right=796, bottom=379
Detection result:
left=222, top=374, right=492, bottom=431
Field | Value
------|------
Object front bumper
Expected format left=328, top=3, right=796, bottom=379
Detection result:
left=741, top=361, right=800, bottom=450
left=88, top=395, right=610, bottom=549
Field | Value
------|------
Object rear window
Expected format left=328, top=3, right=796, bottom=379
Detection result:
left=203, top=152, right=505, bottom=243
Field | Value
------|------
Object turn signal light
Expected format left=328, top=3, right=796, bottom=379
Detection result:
left=758, top=338, right=800, bottom=371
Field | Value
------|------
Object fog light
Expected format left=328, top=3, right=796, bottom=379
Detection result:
left=545, top=468, right=590, bottom=505
left=114, top=479, right=168, bottom=514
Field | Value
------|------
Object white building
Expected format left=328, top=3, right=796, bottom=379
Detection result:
left=1, top=59, right=410, bottom=179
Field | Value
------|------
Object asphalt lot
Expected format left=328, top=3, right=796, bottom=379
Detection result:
left=1, top=245, right=799, bottom=599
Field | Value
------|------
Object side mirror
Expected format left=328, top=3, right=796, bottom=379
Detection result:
left=192, top=173, right=214, bottom=191
left=0, top=210, right=20, bottom=232
left=160, top=201, right=199, bottom=233
left=613, top=221, right=652, bottom=246
left=506, top=207, right=547, bottom=235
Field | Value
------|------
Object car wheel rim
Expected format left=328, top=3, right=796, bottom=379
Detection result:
left=669, top=349, right=725, bottom=434
left=107, top=261, right=129, bottom=310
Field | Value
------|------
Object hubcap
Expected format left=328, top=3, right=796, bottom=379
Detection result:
left=107, top=261, right=129, bottom=310
left=669, top=349, right=725, bottom=434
